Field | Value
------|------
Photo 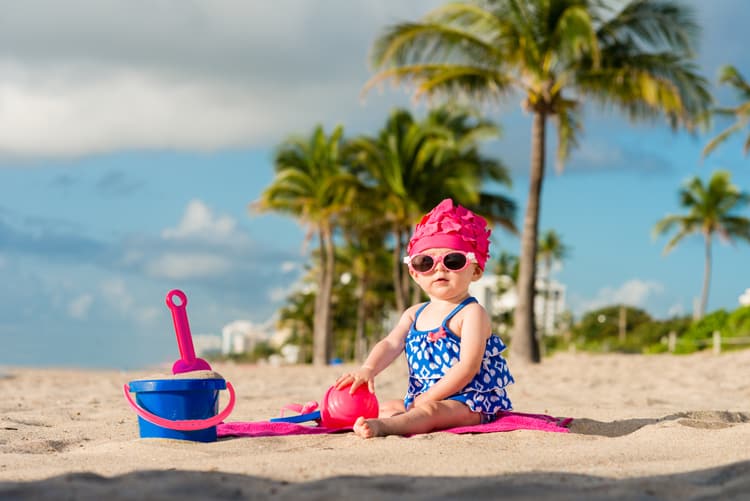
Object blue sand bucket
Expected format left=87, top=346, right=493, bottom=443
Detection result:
left=124, top=378, right=236, bottom=442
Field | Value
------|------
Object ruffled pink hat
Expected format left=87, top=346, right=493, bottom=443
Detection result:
left=407, top=199, right=491, bottom=270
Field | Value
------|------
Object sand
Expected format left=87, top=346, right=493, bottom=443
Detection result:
left=1, top=349, right=749, bottom=500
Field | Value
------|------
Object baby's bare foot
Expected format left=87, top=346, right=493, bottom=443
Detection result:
left=353, top=416, right=383, bottom=438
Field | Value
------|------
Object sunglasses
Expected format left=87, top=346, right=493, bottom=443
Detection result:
left=403, top=251, right=477, bottom=274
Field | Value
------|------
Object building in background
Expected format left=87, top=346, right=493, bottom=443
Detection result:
left=469, top=273, right=567, bottom=336
left=221, top=320, right=270, bottom=355
left=192, top=334, right=222, bottom=358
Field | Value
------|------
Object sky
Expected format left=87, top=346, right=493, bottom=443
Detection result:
left=1, top=0, right=749, bottom=369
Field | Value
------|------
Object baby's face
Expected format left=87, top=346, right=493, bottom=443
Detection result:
left=407, top=247, right=482, bottom=301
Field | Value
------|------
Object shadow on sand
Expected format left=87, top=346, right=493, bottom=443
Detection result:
left=569, top=410, right=750, bottom=437
left=1, top=460, right=749, bottom=500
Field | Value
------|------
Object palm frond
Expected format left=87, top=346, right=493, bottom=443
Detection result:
left=597, top=0, right=699, bottom=54
left=371, top=21, right=504, bottom=71
left=701, top=122, right=747, bottom=157
left=554, top=98, right=583, bottom=171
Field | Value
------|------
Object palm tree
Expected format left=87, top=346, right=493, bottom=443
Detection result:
left=703, top=65, right=750, bottom=158
left=653, top=170, right=750, bottom=319
left=537, top=230, right=569, bottom=337
left=336, top=189, right=392, bottom=361
left=348, top=104, right=516, bottom=311
left=253, top=125, right=361, bottom=365
left=366, top=0, right=711, bottom=363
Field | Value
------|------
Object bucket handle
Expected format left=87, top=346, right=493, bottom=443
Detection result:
left=123, top=382, right=236, bottom=431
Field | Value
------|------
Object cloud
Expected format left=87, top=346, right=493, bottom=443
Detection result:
left=667, top=303, right=686, bottom=317
left=571, top=279, right=665, bottom=315
left=0, top=210, right=105, bottom=260
left=145, top=252, right=232, bottom=280
left=0, top=1, right=443, bottom=159
left=280, top=261, right=298, bottom=273
left=161, top=199, right=238, bottom=242
left=96, top=170, right=144, bottom=197
left=99, top=278, right=135, bottom=314
left=68, top=293, right=93, bottom=319
left=268, top=287, right=290, bottom=303
left=0, top=198, right=303, bottom=305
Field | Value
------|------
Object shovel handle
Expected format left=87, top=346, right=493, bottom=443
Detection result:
left=166, top=289, right=196, bottom=363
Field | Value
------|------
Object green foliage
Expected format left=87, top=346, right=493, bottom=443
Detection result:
left=683, top=309, right=729, bottom=340
left=217, top=341, right=278, bottom=364
left=726, top=306, right=750, bottom=337
left=571, top=305, right=652, bottom=353
left=555, top=304, right=750, bottom=356
left=635, top=316, right=693, bottom=354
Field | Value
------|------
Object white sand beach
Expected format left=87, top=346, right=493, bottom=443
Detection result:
left=1, top=350, right=749, bottom=500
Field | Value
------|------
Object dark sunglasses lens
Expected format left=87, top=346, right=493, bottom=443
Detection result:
left=443, top=253, right=468, bottom=270
left=410, top=255, right=434, bottom=272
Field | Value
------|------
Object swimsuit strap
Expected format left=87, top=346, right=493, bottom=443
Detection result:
left=412, top=297, right=477, bottom=331
left=441, top=296, right=478, bottom=326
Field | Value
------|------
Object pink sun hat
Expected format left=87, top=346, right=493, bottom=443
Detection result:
left=407, top=199, right=491, bottom=270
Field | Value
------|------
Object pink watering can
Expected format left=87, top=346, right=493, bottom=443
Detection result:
left=271, top=384, right=379, bottom=428
left=166, top=289, right=212, bottom=374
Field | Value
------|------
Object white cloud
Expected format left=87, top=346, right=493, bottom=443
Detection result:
left=0, top=1, right=443, bottom=158
left=68, top=293, right=93, bottom=319
left=99, top=278, right=135, bottom=314
left=0, top=65, right=300, bottom=157
left=572, top=279, right=664, bottom=315
left=667, top=303, right=685, bottom=317
left=146, top=252, right=231, bottom=279
left=135, top=306, right=161, bottom=325
left=162, top=199, right=238, bottom=242
left=280, top=261, right=298, bottom=273
left=268, top=287, right=290, bottom=303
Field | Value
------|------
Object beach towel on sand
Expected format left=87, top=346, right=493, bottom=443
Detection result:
left=217, top=411, right=572, bottom=438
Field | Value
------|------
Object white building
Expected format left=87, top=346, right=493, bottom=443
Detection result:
left=740, top=288, right=750, bottom=307
left=221, top=320, right=271, bottom=355
left=469, top=273, right=566, bottom=336
left=193, top=334, right=222, bottom=357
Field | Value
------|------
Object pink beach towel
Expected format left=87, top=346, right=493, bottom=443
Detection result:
left=216, top=411, right=572, bottom=438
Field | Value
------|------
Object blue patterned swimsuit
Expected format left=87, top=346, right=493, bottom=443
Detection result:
left=404, top=296, right=514, bottom=420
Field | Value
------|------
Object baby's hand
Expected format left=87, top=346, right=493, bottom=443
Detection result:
left=334, top=366, right=375, bottom=394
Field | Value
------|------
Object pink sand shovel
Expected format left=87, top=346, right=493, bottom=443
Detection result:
left=166, top=289, right=212, bottom=374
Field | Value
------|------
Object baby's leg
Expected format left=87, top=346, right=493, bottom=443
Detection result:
left=378, top=399, right=407, bottom=418
left=353, top=400, right=480, bottom=438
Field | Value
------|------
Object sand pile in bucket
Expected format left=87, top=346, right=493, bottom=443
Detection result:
left=130, top=370, right=225, bottom=382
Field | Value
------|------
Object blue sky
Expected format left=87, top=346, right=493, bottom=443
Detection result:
left=1, top=1, right=748, bottom=369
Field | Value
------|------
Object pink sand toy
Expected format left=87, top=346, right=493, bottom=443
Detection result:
left=270, top=384, right=379, bottom=428
left=122, top=289, right=235, bottom=441
left=166, top=289, right=212, bottom=374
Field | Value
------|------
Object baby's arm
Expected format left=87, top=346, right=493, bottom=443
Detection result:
left=413, top=303, right=490, bottom=405
left=335, top=305, right=416, bottom=393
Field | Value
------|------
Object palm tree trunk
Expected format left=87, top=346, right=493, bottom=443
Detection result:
left=541, top=257, right=551, bottom=355
left=512, top=111, right=546, bottom=364
left=354, top=271, right=368, bottom=362
left=313, top=224, right=335, bottom=365
left=699, top=233, right=712, bottom=319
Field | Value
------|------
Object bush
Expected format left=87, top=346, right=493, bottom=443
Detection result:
left=726, top=306, right=750, bottom=338
left=631, top=316, right=692, bottom=354
left=569, top=305, right=652, bottom=353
